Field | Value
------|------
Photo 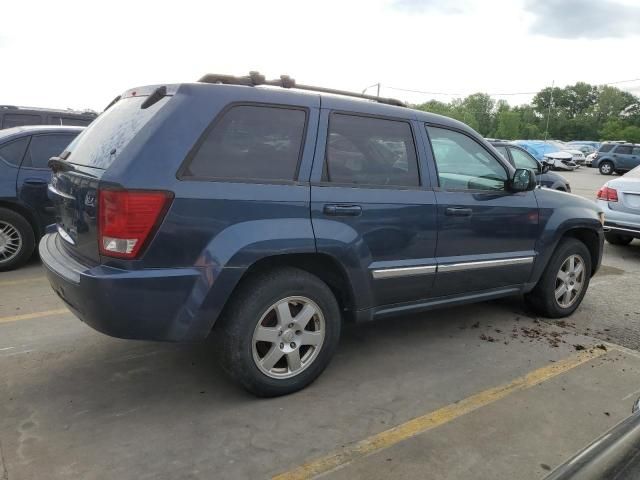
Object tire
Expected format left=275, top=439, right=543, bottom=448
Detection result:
left=0, top=207, right=35, bottom=272
left=214, top=267, right=341, bottom=397
left=599, top=161, right=614, bottom=175
left=525, top=238, right=592, bottom=318
left=605, top=232, right=633, bottom=246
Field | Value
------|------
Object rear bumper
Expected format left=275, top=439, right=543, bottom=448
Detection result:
left=598, top=200, right=640, bottom=238
left=39, top=233, right=211, bottom=341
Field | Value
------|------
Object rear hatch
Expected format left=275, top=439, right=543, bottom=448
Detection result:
left=607, top=173, right=640, bottom=216
left=48, top=87, right=174, bottom=264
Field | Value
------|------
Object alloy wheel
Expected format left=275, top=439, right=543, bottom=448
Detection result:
left=555, top=254, right=585, bottom=308
left=0, top=221, right=22, bottom=264
left=252, top=296, right=325, bottom=379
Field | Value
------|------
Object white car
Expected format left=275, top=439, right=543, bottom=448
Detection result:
left=544, top=151, right=579, bottom=171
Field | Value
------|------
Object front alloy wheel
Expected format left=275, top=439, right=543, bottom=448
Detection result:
left=0, top=220, right=22, bottom=265
left=252, top=296, right=325, bottom=379
left=554, top=254, right=585, bottom=308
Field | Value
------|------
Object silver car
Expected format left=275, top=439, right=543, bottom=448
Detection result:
left=597, top=165, right=640, bottom=245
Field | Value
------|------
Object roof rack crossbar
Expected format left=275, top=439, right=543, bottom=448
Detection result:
left=197, top=72, right=406, bottom=107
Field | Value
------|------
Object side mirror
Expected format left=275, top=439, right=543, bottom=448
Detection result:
left=509, top=168, right=536, bottom=192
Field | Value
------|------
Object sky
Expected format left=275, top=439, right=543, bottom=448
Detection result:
left=1, top=0, right=639, bottom=112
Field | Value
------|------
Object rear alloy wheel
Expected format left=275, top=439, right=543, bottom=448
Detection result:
left=525, top=238, right=592, bottom=318
left=215, top=267, right=341, bottom=397
left=599, top=161, right=614, bottom=175
left=0, top=208, right=35, bottom=271
left=605, top=232, right=633, bottom=246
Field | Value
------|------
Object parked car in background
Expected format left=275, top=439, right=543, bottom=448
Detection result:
left=39, top=73, right=604, bottom=397
left=0, top=125, right=83, bottom=270
left=0, top=105, right=96, bottom=130
left=567, top=140, right=600, bottom=150
left=513, top=140, right=585, bottom=166
left=597, top=165, right=640, bottom=245
left=568, top=143, right=597, bottom=157
left=490, top=141, right=571, bottom=191
left=544, top=151, right=580, bottom=171
left=545, top=141, right=587, bottom=166
left=592, top=142, right=640, bottom=175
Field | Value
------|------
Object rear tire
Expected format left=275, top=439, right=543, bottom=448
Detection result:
left=525, top=238, right=592, bottom=318
left=0, top=208, right=35, bottom=272
left=605, top=233, right=633, bottom=246
left=214, top=267, right=341, bottom=397
left=599, top=161, right=614, bottom=175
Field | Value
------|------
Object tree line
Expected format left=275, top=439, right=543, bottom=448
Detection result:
left=414, top=82, right=640, bottom=143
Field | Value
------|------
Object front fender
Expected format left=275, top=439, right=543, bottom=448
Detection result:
left=529, top=189, right=603, bottom=286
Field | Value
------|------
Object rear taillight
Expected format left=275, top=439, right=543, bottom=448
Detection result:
left=596, top=186, right=618, bottom=202
left=98, top=189, right=173, bottom=259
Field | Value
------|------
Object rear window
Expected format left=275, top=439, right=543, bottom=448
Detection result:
left=183, top=105, right=307, bottom=181
left=0, top=137, right=29, bottom=166
left=599, top=144, right=615, bottom=153
left=65, top=96, right=169, bottom=169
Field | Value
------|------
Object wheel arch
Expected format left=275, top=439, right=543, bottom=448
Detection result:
left=561, top=227, right=601, bottom=276
left=0, top=200, right=40, bottom=238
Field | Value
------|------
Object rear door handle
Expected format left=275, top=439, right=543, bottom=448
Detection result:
left=323, top=204, right=362, bottom=216
left=445, top=207, right=472, bottom=217
left=23, top=178, right=48, bottom=186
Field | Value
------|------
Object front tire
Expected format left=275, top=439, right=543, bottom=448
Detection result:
left=605, top=232, right=633, bottom=246
left=0, top=208, right=35, bottom=272
left=525, top=238, right=592, bottom=318
left=214, top=267, right=341, bottom=397
left=599, top=161, right=614, bottom=175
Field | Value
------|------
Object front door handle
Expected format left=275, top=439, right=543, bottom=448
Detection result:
left=445, top=207, right=472, bottom=217
left=23, top=178, right=48, bottom=186
left=323, top=204, right=362, bottom=216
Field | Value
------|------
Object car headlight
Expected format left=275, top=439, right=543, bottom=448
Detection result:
left=598, top=212, right=605, bottom=226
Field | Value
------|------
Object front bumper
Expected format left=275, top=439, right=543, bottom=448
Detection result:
left=39, top=233, right=208, bottom=341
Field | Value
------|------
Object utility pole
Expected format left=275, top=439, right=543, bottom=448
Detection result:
left=544, top=80, right=554, bottom=140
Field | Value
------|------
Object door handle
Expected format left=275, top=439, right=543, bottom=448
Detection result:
left=323, top=204, right=362, bottom=216
left=445, top=207, right=472, bottom=217
left=23, top=178, right=48, bottom=186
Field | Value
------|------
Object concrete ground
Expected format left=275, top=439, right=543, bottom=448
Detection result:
left=1, top=166, right=640, bottom=480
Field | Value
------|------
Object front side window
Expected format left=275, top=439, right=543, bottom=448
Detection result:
left=427, top=126, right=507, bottom=191
left=614, top=145, right=633, bottom=155
left=184, top=105, right=306, bottom=181
left=599, top=144, right=614, bottom=153
left=22, top=134, right=77, bottom=169
left=509, top=147, right=539, bottom=171
left=0, top=137, right=29, bottom=166
left=324, top=114, right=419, bottom=187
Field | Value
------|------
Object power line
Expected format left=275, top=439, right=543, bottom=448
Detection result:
left=382, top=76, right=640, bottom=98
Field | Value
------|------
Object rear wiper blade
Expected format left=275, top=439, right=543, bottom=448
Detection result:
left=48, top=156, right=97, bottom=178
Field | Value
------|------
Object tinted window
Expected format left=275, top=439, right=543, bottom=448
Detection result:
left=427, top=127, right=507, bottom=191
left=599, top=144, right=615, bottom=153
left=0, top=137, right=29, bottom=166
left=633, top=147, right=640, bottom=156
left=324, top=114, right=419, bottom=187
left=494, top=146, right=510, bottom=161
left=185, top=105, right=306, bottom=181
left=2, top=113, right=43, bottom=129
left=614, top=145, right=633, bottom=155
left=22, top=134, right=77, bottom=169
left=509, top=147, right=539, bottom=171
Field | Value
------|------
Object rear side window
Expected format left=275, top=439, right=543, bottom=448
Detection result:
left=494, top=146, right=510, bottom=161
left=65, top=96, right=170, bottom=169
left=323, top=114, right=419, bottom=187
left=184, top=105, right=306, bottom=181
left=22, top=134, right=77, bottom=169
left=509, top=147, right=539, bottom=170
left=50, top=116, right=93, bottom=127
left=2, top=113, right=43, bottom=129
left=0, top=137, right=29, bottom=166
left=599, top=144, right=614, bottom=153
left=614, top=145, right=633, bottom=155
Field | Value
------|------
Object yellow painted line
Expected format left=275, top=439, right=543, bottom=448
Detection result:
left=0, top=276, right=47, bottom=287
left=0, top=308, right=69, bottom=324
left=273, top=348, right=607, bottom=480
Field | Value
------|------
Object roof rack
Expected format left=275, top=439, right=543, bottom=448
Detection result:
left=198, top=71, right=406, bottom=107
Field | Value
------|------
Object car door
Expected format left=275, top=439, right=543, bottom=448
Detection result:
left=631, top=147, right=640, bottom=170
left=612, top=145, right=633, bottom=170
left=310, top=108, right=438, bottom=308
left=17, top=133, right=78, bottom=227
left=424, top=126, right=539, bottom=297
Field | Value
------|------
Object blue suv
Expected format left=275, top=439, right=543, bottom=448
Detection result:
left=40, top=73, right=604, bottom=396
left=0, top=125, right=83, bottom=270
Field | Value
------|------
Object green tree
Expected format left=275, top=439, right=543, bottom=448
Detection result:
left=494, top=109, right=521, bottom=139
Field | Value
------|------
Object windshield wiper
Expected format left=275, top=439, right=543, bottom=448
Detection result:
left=48, top=156, right=97, bottom=178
